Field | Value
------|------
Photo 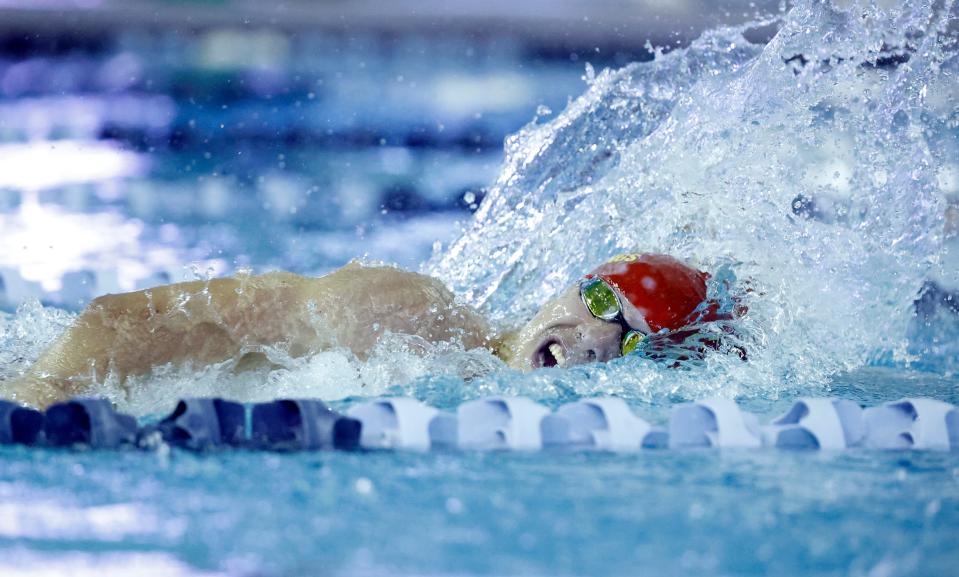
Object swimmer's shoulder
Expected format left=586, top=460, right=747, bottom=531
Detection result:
left=324, top=261, right=446, bottom=290
left=83, top=271, right=309, bottom=316
left=82, top=265, right=449, bottom=317
left=249, top=270, right=310, bottom=288
left=311, top=261, right=458, bottom=310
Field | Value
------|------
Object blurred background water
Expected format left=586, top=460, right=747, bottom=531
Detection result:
left=0, top=0, right=779, bottom=309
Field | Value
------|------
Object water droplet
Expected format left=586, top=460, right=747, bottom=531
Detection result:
left=355, top=477, right=374, bottom=495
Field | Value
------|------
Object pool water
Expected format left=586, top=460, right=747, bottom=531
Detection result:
left=2, top=0, right=959, bottom=575
left=2, top=368, right=958, bottom=577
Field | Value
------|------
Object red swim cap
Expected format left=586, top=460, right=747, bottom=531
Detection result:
left=587, top=253, right=713, bottom=333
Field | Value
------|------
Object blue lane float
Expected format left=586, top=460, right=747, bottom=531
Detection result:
left=251, top=399, right=361, bottom=451
left=44, top=398, right=138, bottom=449
left=1, top=395, right=956, bottom=453
left=153, top=398, right=246, bottom=450
left=0, top=401, right=44, bottom=445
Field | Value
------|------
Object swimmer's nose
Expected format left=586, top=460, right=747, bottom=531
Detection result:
left=571, top=320, right=624, bottom=365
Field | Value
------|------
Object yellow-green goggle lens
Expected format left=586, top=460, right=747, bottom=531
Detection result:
left=580, top=277, right=621, bottom=321
left=621, top=330, right=644, bottom=355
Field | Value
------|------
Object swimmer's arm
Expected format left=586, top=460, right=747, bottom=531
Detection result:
left=6, top=266, right=489, bottom=408
left=10, top=272, right=304, bottom=408
left=5, top=299, right=118, bottom=407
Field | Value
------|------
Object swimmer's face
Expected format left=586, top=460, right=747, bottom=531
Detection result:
left=507, top=284, right=625, bottom=371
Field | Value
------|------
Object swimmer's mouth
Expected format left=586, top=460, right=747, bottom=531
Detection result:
left=534, top=339, right=568, bottom=369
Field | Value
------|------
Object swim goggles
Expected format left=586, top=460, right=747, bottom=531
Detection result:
left=579, top=276, right=646, bottom=356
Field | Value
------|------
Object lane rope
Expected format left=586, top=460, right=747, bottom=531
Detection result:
left=1, top=395, right=956, bottom=452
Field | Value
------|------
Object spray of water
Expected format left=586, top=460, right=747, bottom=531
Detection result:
left=427, top=0, right=958, bottom=401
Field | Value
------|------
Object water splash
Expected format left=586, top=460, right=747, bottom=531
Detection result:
left=91, top=333, right=501, bottom=417
left=428, top=0, right=958, bottom=397
left=0, top=301, right=74, bottom=384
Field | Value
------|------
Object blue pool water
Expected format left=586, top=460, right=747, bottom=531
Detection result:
left=2, top=368, right=958, bottom=577
left=2, top=0, right=959, bottom=575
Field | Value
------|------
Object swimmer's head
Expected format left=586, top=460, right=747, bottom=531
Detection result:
left=504, top=253, right=711, bottom=371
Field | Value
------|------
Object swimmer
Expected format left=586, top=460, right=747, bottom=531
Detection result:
left=4, top=253, right=740, bottom=408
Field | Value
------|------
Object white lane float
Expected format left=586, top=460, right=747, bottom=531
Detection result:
left=862, top=398, right=958, bottom=451
left=1, top=395, right=956, bottom=453
left=456, top=397, right=550, bottom=450
left=541, top=397, right=661, bottom=451
left=347, top=397, right=442, bottom=450
left=762, top=398, right=865, bottom=450
left=668, top=398, right=762, bottom=448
